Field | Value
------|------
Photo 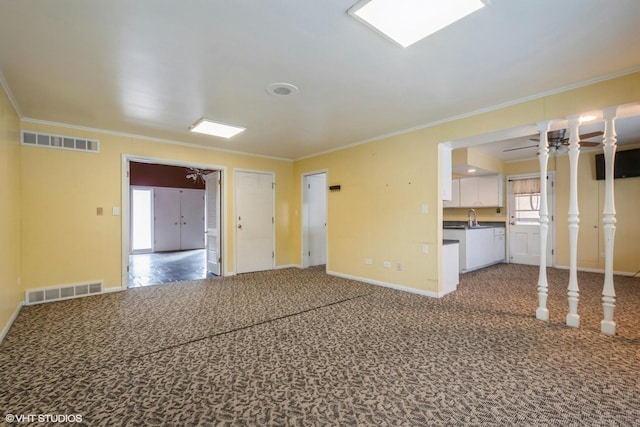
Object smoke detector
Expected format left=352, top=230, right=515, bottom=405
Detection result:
left=266, top=83, right=299, bottom=97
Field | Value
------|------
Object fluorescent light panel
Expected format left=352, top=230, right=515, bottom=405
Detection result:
left=349, top=0, right=486, bottom=48
left=190, top=118, right=245, bottom=139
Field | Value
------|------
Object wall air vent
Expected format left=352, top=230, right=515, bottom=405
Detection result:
left=25, top=281, right=104, bottom=305
left=21, top=131, right=100, bottom=153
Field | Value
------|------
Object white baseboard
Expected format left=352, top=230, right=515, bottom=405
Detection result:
left=554, top=264, right=638, bottom=277
left=276, top=264, right=302, bottom=270
left=104, top=287, right=125, bottom=293
left=0, top=301, right=24, bottom=345
left=327, top=270, right=444, bottom=298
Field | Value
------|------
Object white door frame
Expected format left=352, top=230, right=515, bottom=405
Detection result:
left=301, top=170, right=328, bottom=269
left=233, top=168, right=276, bottom=274
left=506, top=171, right=556, bottom=267
left=121, top=154, right=227, bottom=289
left=205, top=171, right=222, bottom=276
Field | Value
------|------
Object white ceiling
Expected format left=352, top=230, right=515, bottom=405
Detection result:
left=1, top=0, right=640, bottom=160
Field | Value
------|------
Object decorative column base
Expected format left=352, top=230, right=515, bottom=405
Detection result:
left=536, top=308, right=549, bottom=321
left=601, top=320, right=616, bottom=336
left=566, top=313, right=580, bottom=328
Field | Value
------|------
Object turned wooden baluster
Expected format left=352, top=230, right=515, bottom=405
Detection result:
left=566, top=115, right=581, bottom=328
left=536, top=121, right=551, bottom=321
left=601, top=107, right=618, bottom=336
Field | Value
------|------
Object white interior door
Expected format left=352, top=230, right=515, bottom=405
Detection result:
left=179, top=189, right=205, bottom=250
left=154, top=188, right=181, bottom=252
left=303, top=173, right=327, bottom=267
left=235, top=171, right=275, bottom=273
left=508, top=173, right=555, bottom=266
left=205, top=172, right=222, bottom=276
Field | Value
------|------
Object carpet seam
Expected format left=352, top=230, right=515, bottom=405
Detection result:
left=12, top=291, right=376, bottom=394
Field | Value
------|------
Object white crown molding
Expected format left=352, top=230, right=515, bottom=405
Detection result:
left=19, top=117, right=293, bottom=162
left=0, top=71, right=23, bottom=118
left=295, top=66, right=640, bottom=161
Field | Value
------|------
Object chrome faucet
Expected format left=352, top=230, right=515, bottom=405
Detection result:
left=467, top=209, right=479, bottom=228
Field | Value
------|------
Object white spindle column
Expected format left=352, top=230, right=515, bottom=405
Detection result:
left=536, top=121, right=551, bottom=321
left=566, top=116, right=581, bottom=327
left=601, top=107, right=618, bottom=336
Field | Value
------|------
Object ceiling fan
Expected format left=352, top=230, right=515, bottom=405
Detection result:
left=503, top=129, right=604, bottom=153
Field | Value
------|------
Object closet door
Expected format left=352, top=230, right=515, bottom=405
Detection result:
left=154, top=188, right=181, bottom=251
left=180, top=189, right=205, bottom=250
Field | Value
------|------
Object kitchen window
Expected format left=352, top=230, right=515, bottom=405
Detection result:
left=512, top=178, right=541, bottom=224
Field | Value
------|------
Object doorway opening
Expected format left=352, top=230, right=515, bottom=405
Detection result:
left=302, top=171, right=328, bottom=269
left=131, top=187, right=153, bottom=254
left=122, top=157, right=225, bottom=288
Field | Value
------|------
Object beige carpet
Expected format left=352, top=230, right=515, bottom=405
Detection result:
left=1, top=264, right=639, bottom=425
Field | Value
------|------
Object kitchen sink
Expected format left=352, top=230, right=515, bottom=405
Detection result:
left=443, top=224, right=495, bottom=230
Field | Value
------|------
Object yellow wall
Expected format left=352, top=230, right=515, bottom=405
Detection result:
left=12, top=71, right=640, bottom=305
left=294, top=72, right=640, bottom=293
left=453, top=147, right=504, bottom=174
left=293, top=127, right=443, bottom=293
left=20, top=121, right=294, bottom=291
left=0, top=84, right=22, bottom=334
left=554, top=145, right=640, bottom=273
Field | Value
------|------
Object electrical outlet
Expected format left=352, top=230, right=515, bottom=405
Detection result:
left=383, top=261, right=391, bottom=268
left=422, top=244, right=428, bottom=254
left=421, top=203, right=428, bottom=214
left=365, top=258, right=373, bottom=265
left=396, top=262, right=402, bottom=271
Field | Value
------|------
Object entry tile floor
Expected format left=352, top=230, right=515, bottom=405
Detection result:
left=129, top=249, right=214, bottom=287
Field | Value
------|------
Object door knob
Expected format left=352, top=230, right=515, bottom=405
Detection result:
left=238, top=224, right=242, bottom=229
left=510, top=221, right=515, bottom=225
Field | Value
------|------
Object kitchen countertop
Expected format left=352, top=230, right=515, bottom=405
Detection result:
left=443, top=221, right=505, bottom=230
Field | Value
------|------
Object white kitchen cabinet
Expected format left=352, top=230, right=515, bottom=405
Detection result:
left=493, top=228, right=505, bottom=263
left=443, top=226, right=506, bottom=273
left=465, top=228, right=494, bottom=270
left=441, top=144, right=453, bottom=200
left=459, top=175, right=503, bottom=207
left=442, top=241, right=459, bottom=295
left=443, top=179, right=460, bottom=207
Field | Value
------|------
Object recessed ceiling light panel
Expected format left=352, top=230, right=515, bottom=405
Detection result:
left=348, top=0, right=487, bottom=48
left=189, top=118, right=246, bottom=139
left=266, top=83, right=299, bottom=97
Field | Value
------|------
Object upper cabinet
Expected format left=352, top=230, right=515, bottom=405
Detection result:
left=458, top=175, right=503, bottom=207
left=443, top=178, right=461, bottom=207
left=440, top=144, right=453, bottom=201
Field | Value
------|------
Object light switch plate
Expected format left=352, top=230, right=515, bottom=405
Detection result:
left=112, top=207, right=120, bottom=216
